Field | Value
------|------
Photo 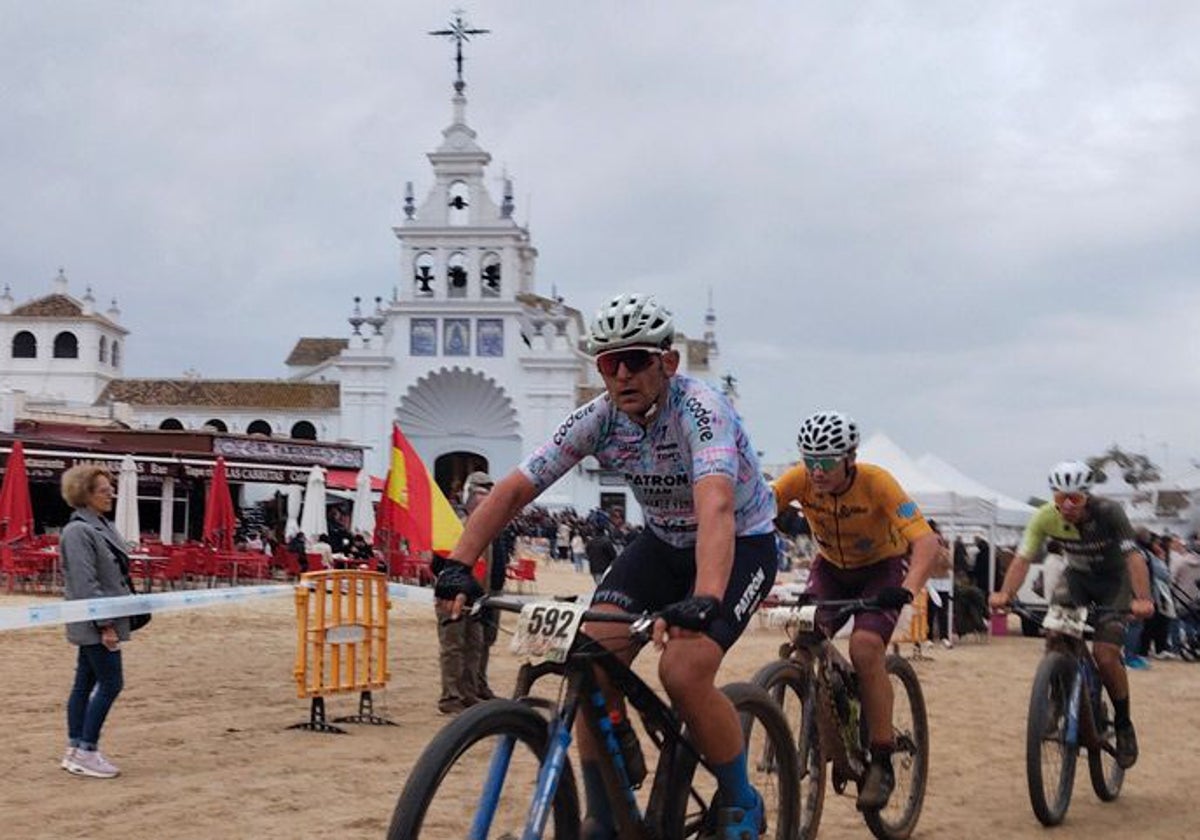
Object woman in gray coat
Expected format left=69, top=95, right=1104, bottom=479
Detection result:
left=59, top=464, right=133, bottom=778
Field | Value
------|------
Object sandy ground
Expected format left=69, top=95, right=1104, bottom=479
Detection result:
left=3, top=561, right=1198, bottom=840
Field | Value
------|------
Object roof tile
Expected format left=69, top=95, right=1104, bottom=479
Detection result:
left=285, top=337, right=348, bottom=367
left=97, top=379, right=340, bottom=409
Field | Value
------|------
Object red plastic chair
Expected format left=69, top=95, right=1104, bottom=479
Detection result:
left=3, top=544, right=52, bottom=592
left=149, top=553, right=187, bottom=590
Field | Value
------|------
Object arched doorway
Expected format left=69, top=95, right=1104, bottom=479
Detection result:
left=434, top=451, right=488, bottom=503
left=395, top=367, right=521, bottom=500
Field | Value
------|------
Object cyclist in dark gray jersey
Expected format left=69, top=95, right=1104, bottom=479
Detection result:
left=992, top=461, right=1154, bottom=769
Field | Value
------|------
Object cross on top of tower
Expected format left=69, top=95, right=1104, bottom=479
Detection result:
left=429, top=11, right=490, bottom=94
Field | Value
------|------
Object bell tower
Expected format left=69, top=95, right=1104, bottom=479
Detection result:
left=393, top=14, right=537, bottom=304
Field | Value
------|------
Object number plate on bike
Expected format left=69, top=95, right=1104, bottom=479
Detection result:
left=511, top=601, right=589, bottom=663
left=1042, top=605, right=1088, bottom=638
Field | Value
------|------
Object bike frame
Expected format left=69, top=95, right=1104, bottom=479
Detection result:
left=472, top=624, right=710, bottom=840
left=777, top=599, right=879, bottom=778
left=1047, top=635, right=1105, bottom=752
left=1020, top=600, right=1125, bottom=756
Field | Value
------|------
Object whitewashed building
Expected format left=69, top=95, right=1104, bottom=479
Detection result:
left=0, top=270, right=127, bottom=408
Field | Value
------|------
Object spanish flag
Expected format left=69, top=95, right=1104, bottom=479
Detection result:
left=379, top=422, right=463, bottom=556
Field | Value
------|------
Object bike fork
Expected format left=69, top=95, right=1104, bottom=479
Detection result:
left=471, top=734, right=520, bottom=840
left=1065, top=669, right=1084, bottom=746
left=520, top=715, right=575, bottom=840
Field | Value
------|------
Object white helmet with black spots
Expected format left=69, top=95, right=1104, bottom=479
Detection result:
left=797, top=411, right=860, bottom=457
left=1048, top=460, right=1094, bottom=493
left=585, top=293, right=675, bottom=355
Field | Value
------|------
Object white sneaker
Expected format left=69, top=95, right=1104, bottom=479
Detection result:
left=66, top=749, right=119, bottom=778
left=60, top=747, right=76, bottom=770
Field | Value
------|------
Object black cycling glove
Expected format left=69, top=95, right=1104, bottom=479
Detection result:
left=875, top=586, right=915, bottom=610
left=660, top=595, right=721, bottom=631
left=433, top=562, right=485, bottom=604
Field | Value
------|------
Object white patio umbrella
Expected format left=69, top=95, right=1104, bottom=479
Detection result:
left=350, top=469, right=376, bottom=537
left=113, top=454, right=141, bottom=548
left=298, top=465, right=327, bottom=543
left=284, top=484, right=302, bottom=539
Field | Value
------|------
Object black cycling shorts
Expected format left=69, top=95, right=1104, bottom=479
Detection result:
left=1051, top=567, right=1130, bottom=646
left=591, top=530, right=777, bottom=651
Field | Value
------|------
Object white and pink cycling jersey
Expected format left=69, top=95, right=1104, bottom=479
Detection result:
left=518, top=374, right=776, bottom=548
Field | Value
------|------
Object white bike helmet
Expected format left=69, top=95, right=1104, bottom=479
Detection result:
left=585, top=293, right=675, bottom=355
left=1048, top=461, right=1094, bottom=493
left=797, top=411, right=860, bottom=456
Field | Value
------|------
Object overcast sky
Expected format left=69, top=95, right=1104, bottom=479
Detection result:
left=2, top=1, right=1197, bottom=499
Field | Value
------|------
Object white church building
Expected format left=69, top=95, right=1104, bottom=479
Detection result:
left=0, top=54, right=725, bottom=525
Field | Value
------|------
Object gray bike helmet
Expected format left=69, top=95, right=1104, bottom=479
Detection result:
left=585, top=293, right=675, bottom=355
left=797, top=411, right=860, bottom=457
left=1048, top=461, right=1094, bottom=493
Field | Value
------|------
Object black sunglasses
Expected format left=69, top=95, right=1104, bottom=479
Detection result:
left=596, top=348, right=663, bottom=376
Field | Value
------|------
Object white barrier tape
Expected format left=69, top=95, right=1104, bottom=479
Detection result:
left=0, top=580, right=434, bottom=632
left=0, top=585, right=294, bottom=632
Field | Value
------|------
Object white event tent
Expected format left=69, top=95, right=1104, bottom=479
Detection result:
left=854, top=433, right=1036, bottom=627
left=856, top=433, right=999, bottom=526
left=915, top=453, right=1036, bottom=529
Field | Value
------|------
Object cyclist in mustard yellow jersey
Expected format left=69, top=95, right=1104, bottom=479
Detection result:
left=990, top=460, right=1154, bottom=769
left=772, top=410, right=939, bottom=811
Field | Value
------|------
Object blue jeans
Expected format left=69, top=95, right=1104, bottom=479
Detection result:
left=67, top=643, right=124, bottom=751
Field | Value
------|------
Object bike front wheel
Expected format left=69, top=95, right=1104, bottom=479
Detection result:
left=1026, top=651, right=1078, bottom=826
left=658, top=681, right=800, bottom=840
left=1086, top=694, right=1125, bottom=802
left=388, top=699, right=580, bottom=839
left=863, top=654, right=929, bottom=840
left=752, top=658, right=826, bottom=840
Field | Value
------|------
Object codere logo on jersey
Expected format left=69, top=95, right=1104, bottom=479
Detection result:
left=684, top=396, right=714, bottom=443
left=553, top=403, right=597, bottom=446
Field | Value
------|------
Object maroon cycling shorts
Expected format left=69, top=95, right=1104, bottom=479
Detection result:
left=806, top=554, right=909, bottom=643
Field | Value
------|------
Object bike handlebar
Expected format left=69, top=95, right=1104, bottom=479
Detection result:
left=1002, top=600, right=1132, bottom=637
left=767, top=595, right=890, bottom=625
left=479, top=594, right=658, bottom=636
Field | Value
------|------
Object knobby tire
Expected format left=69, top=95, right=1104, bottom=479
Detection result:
left=752, top=658, right=826, bottom=840
left=1026, top=652, right=1077, bottom=826
left=1086, top=691, right=1124, bottom=802
left=863, top=654, right=929, bottom=840
left=658, top=682, right=800, bottom=840
left=388, top=699, right=580, bottom=839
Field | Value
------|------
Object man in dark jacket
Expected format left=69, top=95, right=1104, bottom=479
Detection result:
left=585, top=528, right=617, bottom=584
left=436, top=472, right=496, bottom=713
left=973, top=536, right=993, bottom=594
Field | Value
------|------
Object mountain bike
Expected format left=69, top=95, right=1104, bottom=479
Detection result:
left=752, top=597, right=928, bottom=840
left=389, top=594, right=800, bottom=839
left=1009, top=601, right=1125, bottom=826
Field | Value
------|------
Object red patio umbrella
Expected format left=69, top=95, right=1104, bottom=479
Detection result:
left=0, top=440, right=34, bottom=543
left=202, top=456, right=237, bottom=552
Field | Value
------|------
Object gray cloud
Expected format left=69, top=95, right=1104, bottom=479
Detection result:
left=2, top=1, right=1197, bottom=498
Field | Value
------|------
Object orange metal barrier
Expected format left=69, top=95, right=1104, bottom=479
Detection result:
left=291, top=569, right=393, bottom=733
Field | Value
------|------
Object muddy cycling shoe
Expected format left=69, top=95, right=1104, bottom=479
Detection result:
left=1115, top=722, right=1139, bottom=769
left=702, top=790, right=765, bottom=840
left=856, top=757, right=895, bottom=812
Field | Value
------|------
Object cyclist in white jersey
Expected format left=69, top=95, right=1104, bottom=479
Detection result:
left=436, top=293, right=778, bottom=840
